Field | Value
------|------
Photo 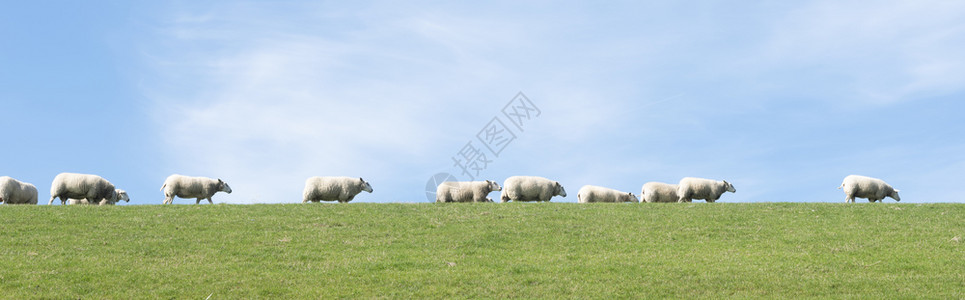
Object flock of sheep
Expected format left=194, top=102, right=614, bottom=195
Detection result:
left=435, top=176, right=737, bottom=203
left=0, top=173, right=900, bottom=205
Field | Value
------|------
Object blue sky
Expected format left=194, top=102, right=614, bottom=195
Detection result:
left=2, top=1, right=964, bottom=204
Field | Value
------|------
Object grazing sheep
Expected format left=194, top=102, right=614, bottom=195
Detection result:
left=69, top=199, right=114, bottom=205
left=66, top=189, right=129, bottom=205
left=48, top=173, right=121, bottom=205
left=676, top=177, right=735, bottom=203
left=303, top=176, right=373, bottom=203
left=577, top=185, right=638, bottom=203
left=640, top=182, right=678, bottom=203
left=0, top=176, right=38, bottom=205
left=67, top=199, right=91, bottom=205
left=161, top=174, right=231, bottom=204
left=500, top=176, right=567, bottom=202
left=838, top=175, right=900, bottom=203
left=435, top=180, right=501, bottom=203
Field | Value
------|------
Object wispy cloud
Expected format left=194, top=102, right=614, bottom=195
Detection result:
left=142, top=2, right=593, bottom=203
left=140, top=1, right=965, bottom=204
left=754, top=0, right=965, bottom=104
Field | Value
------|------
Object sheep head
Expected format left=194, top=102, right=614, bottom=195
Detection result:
left=889, top=189, right=901, bottom=202
left=218, top=179, right=232, bottom=194
left=724, top=180, right=736, bottom=193
left=360, top=178, right=374, bottom=193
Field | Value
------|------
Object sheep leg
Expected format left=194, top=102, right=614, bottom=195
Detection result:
left=48, top=196, right=57, bottom=205
left=196, top=198, right=202, bottom=204
left=206, top=198, right=213, bottom=204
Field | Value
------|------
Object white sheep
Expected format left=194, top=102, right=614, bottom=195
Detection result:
left=67, top=199, right=91, bottom=205
left=0, top=176, right=38, bottom=205
left=435, top=180, right=501, bottom=203
left=161, top=174, right=232, bottom=204
left=577, top=185, right=638, bottom=203
left=500, top=176, right=567, bottom=202
left=303, top=176, right=373, bottom=203
left=66, top=189, right=129, bottom=205
left=838, top=175, right=900, bottom=203
left=640, top=182, right=678, bottom=203
left=676, top=177, right=735, bottom=203
left=48, top=173, right=122, bottom=205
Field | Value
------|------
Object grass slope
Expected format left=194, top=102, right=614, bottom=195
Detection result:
left=0, top=203, right=963, bottom=298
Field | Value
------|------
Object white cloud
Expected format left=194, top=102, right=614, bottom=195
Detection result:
left=143, top=2, right=576, bottom=203
left=140, top=1, right=965, bottom=204
left=756, top=0, right=965, bottom=104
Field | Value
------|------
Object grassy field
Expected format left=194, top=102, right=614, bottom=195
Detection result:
left=0, top=203, right=962, bottom=298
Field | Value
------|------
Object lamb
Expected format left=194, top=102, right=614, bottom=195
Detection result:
left=576, top=185, right=638, bottom=203
left=48, top=173, right=122, bottom=205
left=66, top=189, right=129, bottom=205
left=161, top=174, right=232, bottom=204
left=640, top=182, right=678, bottom=203
left=67, top=199, right=91, bottom=205
left=303, top=176, right=373, bottom=203
left=0, top=176, right=38, bottom=205
left=435, top=180, right=501, bottom=203
left=676, top=177, right=735, bottom=203
left=838, top=175, right=900, bottom=203
left=500, top=176, right=566, bottom=202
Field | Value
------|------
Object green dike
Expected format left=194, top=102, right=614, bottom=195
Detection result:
left=0, top=203, right=962, bottom=298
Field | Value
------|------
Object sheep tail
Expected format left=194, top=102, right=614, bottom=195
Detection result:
left=160, top=184, right=166, bottom=192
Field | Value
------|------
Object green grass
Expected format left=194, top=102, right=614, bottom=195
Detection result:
left=1, top=203, right=963, bottom=298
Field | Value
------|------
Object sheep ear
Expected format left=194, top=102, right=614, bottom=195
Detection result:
left=894, top=189, right=900, bottom=193
left=359, top=177, right=364, bottom=182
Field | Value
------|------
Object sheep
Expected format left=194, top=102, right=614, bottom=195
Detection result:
left=576, top=185, right=638, bottom=203
left=640, top=182, right=678, bottom=203
left=838, top=175, right=900, bottom=203
left=48, top=173, right=122, bottom=205
left=161, top=174, right=232, bottom=204
left=0, top=176, right=38, bottom=205
left=303, top=176, right=373, bottom=203
left=500, top=176, right=566, bottom=202
left=66, top=189, right=129, bottom=205
left=68, top=199, right=111, bottom=205
left=435, top=180, right=501, bottom=203
left=676, top=177, right=735, bottom=203
left=67, top=199, right=91, bottom=205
